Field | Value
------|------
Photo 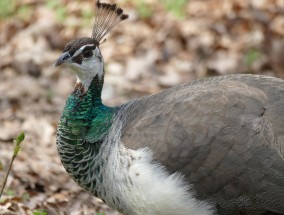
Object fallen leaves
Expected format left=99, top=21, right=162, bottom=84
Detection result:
left=1, top=0, right=284, bottom=214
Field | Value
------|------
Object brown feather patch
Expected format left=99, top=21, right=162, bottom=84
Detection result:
left=63, top=37, right=97, bottom=57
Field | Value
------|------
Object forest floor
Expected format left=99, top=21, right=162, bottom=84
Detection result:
left=0, top=0, right=284, bottom=214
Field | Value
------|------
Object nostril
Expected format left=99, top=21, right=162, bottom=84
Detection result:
left=61, top=53, right=70, bottom=62
left=54, top=52, right=71, bottom=66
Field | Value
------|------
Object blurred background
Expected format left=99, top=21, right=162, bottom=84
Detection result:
left=0, top=0, right=284, bottom=214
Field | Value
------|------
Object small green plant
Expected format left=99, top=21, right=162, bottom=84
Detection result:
left=95, top=212, right=106, bottom=215
left=33, top=210, right=48, bottom=215
left=22, top=192, right=30, bottom=201
left=0, top=0, right=14, bottom=18
left=16, top=4, right=33, bottom=21
left=5, top=189, right=15, bottom=196
left=81, top=7, right=94, bottom=27
left=0, top=132, right=25, bottom=198
left=161, top=0, right=187, bottom=19
left=45, top=88, right=54, bottom=103
left=0, top=0, right=33, bottom=21
left=132, top=0, right=153, bottom=18
left=245, top=49, right=262, bottom=66
left=46, top=0, right=67, bottom=22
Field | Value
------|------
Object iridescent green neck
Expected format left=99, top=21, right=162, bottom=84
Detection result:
left=56, top=75, right=117, bottom=192
left=65, top=75, right=104, bottom=117
left=59, top=75, right=116, bottom=144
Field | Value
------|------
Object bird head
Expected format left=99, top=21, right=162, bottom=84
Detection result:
left=54, top=0, right=128, bottom=89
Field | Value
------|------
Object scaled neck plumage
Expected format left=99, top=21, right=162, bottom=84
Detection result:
left=57, top=74, right=116, bottom=193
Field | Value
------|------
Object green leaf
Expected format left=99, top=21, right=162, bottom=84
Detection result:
left=161, top=0, right=188, bottom=19
left=1, top=132, right=26, bottom=199
left=5, top=189, right=14, bottom=196
left=33, top=210, right=48, bottom=215
left=131, top=0, right=153, bottom=19
left=95, top=212, right=106, bottom=215
left=16, top=132, right=25, bottom=144
left=245, top=49, right=262, bottom=66
left=13, top=132, right=25, bottom=157
left=0, top=161, right=3, bottom=171
left=17, top=5, right=33, bottom=21
left=0, top=0, right=14, bottom=18
left=45, top=0, right=67, bottom=22
left=22, top=192, right=30, bottom=201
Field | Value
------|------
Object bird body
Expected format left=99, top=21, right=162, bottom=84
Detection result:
left=57, top=75, right=214, bottom=215
left=55, top=1, right=284, bottom=214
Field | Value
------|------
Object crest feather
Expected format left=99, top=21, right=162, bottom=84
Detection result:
left=92, top=0, right=129, bottom=43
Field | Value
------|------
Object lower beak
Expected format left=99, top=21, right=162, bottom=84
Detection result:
left=54, top=52, right=71, bottom=67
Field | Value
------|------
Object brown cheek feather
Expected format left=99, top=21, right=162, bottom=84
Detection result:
left=73, top=54, right=83, bottom=65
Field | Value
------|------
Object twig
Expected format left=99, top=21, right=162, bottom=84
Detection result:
left=0, top=132, right=25, bottom=199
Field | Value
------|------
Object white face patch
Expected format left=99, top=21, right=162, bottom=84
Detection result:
left=70, top=46, right=104, bottom=90
left=72, top=44, right=95, bottom=57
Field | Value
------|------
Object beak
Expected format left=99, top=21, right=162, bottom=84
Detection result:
left=54, top=52, right=71, bottom=67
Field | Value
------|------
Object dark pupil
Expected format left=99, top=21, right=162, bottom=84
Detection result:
left=83, top=49, right=93, bottom=58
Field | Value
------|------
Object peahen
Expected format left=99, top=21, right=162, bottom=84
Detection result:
left=54, top=1, right=284, bottom=214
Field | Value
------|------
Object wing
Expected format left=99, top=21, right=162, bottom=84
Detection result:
left=120, top=74, right=284, bottom=213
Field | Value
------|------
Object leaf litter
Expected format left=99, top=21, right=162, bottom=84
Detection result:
left=0, top=0, right=284, bottom=214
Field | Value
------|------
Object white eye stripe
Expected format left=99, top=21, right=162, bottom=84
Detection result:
left=73, top=44, right=95, bottom=57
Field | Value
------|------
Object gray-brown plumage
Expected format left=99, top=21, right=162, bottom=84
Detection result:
left=121, top=74, right=284, bottom=214
left=54, top=1, right=284, bottom=214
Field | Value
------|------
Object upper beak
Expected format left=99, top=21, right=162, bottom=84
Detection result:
left=54, top=52, right=71, bottom=67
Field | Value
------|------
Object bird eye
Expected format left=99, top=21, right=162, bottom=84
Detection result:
left=82, top=49, right=93, bottom=58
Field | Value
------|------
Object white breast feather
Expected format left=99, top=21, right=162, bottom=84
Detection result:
left=99, top=110, right=214, bottom=215
left=103, top=146, right=214, bottom=215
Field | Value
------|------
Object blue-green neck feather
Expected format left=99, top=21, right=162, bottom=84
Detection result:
left=56, top=75, right=117, bottom=192
left=59, top=75, right=116, bottom=144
